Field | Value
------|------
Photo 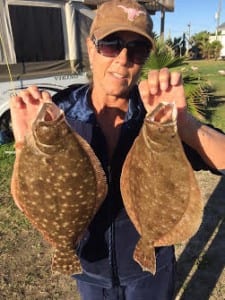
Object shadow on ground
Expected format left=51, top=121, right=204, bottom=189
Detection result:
left=175, top=174, right=225, bottom=300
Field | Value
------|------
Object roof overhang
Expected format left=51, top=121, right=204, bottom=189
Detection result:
left=82, top=0, right=174, bottom=13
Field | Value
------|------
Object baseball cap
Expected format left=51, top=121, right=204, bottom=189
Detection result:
left=90, top=0, right=154, bottom=47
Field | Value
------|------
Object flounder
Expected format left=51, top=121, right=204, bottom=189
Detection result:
left=120, top=102, right=203, bottom=275
left=11, top=102, right=107, bottom=275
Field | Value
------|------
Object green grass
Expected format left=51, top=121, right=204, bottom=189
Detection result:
left=186, top=60, right=225, bottom=130
left=0, top=143, right=31, bottom=234
left=0, top=143, right=15, bottom=202
left=208, top=104, right=225, bottom=130
left=187, top=60, right=225, bottom=97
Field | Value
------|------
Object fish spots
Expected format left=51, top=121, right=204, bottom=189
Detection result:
left=62, top=222, right=70, bottom=228
left=80, top=201, right=88, bottom=205
left=121, top=103, right=202, bottom=274
left=75, top=190, right=83, bottom=196
left=65, top=191, right=72, bottom=196
left=43, top=218, right=49, bottom=224
left=14, top=102, right=108, bottom=275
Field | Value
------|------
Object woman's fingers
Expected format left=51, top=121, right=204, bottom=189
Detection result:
left=10, top=87, right=52, bottom=143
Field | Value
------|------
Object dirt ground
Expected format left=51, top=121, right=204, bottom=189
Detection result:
left=174, top=171, right=225, bottom=300
left=0, top=170, right=224, bottom=300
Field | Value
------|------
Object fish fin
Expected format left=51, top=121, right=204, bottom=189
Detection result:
left=51, top=248, right=82, bottom=275
left=154, top=168, right=203, bottom=247
left=73, top=132, right=108, bottom=214
left=133, top=238, right=156, bottom=275
left=11, top=153, right=26, bottom=212
left=120, top=150, right=142, bottom=234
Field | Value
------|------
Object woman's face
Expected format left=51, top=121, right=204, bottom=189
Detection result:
left=87, top=31, right=149, bottom=98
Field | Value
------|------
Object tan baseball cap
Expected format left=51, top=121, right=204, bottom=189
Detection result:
left=90, top=0, right=154, bottom=47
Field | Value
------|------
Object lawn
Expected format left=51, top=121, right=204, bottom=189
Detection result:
left=187, top=59, right=225, bottom=98
left=186, top=59, right=225, bottom=130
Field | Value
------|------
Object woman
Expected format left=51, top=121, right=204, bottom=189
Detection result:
left=10, top=0, right=225, bottom=299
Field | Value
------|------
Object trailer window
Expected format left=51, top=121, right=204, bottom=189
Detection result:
left=8, top=5, right=65, bottom=62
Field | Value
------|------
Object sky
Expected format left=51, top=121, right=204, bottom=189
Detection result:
left=150, top=0, right=225, bottom=40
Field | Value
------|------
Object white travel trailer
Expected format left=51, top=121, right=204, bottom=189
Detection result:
left=0, top=0, right=175, bottom=144
left=0, top=0, right=96, bottom=143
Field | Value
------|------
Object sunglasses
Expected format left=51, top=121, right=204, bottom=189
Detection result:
left=92, top=35, right=151, bottom=65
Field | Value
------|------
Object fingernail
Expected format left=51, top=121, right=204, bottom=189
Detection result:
left=161, top=83, right=167, bottom=91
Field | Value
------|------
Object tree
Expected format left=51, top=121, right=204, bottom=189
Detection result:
left=141, top=37, right=213, bottom=121
left=168, top=35, right=187, bottom=57
left=190, top=31, right=222, bottom=59
left=191, top=31, right=210, bottom=59
left=210, top=40, right=222, bottom=60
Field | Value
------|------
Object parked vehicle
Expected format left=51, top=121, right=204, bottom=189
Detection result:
left=0, top=0, right=175, bottom=144
left=0, top=0, right=96, bottom=144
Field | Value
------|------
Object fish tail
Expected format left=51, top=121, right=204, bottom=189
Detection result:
left=51, top=248, right=82, bottom=275
left=133, top=238, right=156, bottom=275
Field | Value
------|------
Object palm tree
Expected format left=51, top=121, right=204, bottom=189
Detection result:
left=141, top=38, right=213, bottom=121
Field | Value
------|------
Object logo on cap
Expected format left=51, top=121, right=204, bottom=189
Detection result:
left=118, top=5, right=146, bottom=21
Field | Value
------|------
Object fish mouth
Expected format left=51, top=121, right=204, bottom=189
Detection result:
left=32, top=102, right=66, bottom=147
left=37, top=102, right=62, bottom=123
left=146, top=102, right=177, bottom=126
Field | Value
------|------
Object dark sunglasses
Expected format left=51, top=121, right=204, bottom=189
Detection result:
left=92, top=35, right=151, bottom=65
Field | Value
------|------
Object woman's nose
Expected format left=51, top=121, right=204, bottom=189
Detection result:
left=115, top=48, right=130, bottom=65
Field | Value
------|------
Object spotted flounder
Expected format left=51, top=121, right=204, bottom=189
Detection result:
left=120, top=102, right=203, bottom=275
left=11, top=102, right=107, bottom=275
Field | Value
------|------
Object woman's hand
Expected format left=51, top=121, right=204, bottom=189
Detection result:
left=138, top=68, right=225, bottom=171
left=10, top=86, right=52, bottom=143
left=138, top=68, right=187, bottom=125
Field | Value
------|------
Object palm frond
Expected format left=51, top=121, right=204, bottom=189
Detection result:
left=140, top=38, right=213, bottom=121
left=141, top=38, right=187, bottom=79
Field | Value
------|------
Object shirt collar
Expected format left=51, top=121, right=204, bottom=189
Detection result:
left=69, top=84, right=146, bottom=123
